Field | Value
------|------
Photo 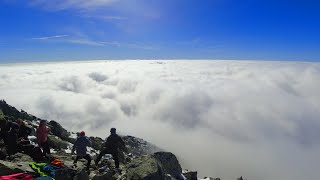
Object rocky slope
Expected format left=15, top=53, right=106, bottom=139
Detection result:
left=0, top=100, right=242, bottom=180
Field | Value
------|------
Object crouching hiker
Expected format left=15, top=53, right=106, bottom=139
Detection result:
left=36, top=120, right=51, bottom=156
left=95, top=128, right=126, bottom=170
left=72, top=131, right=92, bottom=171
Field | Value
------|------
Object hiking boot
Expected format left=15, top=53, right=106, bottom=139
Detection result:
left=73, top=162, right=77, bottom=168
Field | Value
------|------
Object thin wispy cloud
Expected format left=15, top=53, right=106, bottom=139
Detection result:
left=103, top=41, right=158, bottom=50
left=66, top=39, right=105, bottom=46
left=83, top=15, right=128, bottom=21
left=31, top=34, right=158, bottom=49
left=31, top=34, right=104, bottom=46
left=28, top=0, right=119, bottom=11
left=31, top=34, right=68, bottom=40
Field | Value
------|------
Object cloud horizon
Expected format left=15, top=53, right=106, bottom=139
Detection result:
left=0, top=60, right=320, bottom=180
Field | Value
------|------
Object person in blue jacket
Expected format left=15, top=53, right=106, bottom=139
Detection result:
left=72, top=131, right=91, bottom=171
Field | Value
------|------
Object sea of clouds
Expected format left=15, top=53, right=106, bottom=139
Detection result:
left=0, top=60, right=320, bottom=180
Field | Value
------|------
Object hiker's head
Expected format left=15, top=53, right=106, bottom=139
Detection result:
left=16, top=118, right=23, bottom=126
left=110, top=128, right=116, bottom=134
left=39, top=120, right=47, bottom=126
left=80, top=131, right=85, bottom=136
left=11, top=123, right=20, bottom=132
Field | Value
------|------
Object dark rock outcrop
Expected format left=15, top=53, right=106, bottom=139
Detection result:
left=183, top=171, right=197, bottom=180
left=125, top=154, right=165, bottom=180
left=47, top=135, right=70, bottom=150
left=153, top=152, right=182, bottom=178
left=0, top=153, right=34, bottom=176
left=49, top=120, right=70, bottom=141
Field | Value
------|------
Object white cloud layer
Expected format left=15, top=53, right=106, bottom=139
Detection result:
left=1, top=60, right=320, bottom=180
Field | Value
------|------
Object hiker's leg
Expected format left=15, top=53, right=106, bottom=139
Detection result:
left=45, top=141, right=50, bottom=154
left=112, top=152, right=119, bottom=168
left=73, top=156, right=81, bottom=164
left=95, top=148, right=107, bottom=165
left=84, top=154, right=91, bottom=170
left=42, top=141, right=50, bottom=155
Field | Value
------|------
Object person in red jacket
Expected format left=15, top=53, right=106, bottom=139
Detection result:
left=36, top=120, right=51, bottom=156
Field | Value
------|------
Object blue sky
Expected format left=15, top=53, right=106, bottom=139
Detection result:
left=0, top=0, right=319, bottom=62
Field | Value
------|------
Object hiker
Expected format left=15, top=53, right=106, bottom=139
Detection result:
left=16, top=119, right=32, bottom=140
left=72, top=131, right=92, bottom=171
left=0, top=119, right=7, bottom=140
left=36, top=120, right=51, bottom=156
left=5, top=122, right=20, bottom=155
left=95, top=128, right=125, bottom=169
left=0, top=119, right=14, bottom=141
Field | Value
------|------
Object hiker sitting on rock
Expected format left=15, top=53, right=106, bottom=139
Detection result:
left=72, top=131, right=92, bottom=171
left=36, top=120, right=51, bottom=156
left=16, top=118, right=32, bottom=140
left=95, top=128, right=126, bottom=170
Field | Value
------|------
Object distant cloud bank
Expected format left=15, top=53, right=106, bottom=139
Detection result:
left=0, top=60, right=320, bottom=180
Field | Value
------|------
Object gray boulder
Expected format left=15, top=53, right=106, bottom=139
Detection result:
left=153, top=152, right=182, bottom=178
left=92, top=170, right=116, bottom=180
left=182, top=171, right=197, bottom=180
left=125, top=155, right=165, bottom=180
left=89, top=136, right=104, bottom=151
left=49, top=120, right=70, bottom=140
left=55, top=169, right=77, bottom=180
left=47, top=135, right=70, bottom=150
left=0, top=156, right=34, bottom=176
left=73, top=169, right=90, bottom=180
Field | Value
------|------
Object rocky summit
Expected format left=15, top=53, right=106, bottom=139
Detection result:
left=0, top=100, right=243, bottom=180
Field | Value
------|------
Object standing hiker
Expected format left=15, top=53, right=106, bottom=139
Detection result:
left=36, top=120, right=51, bottom=156
left=72, top=131, right=92, bottom=171
left=95, top=128, right=125, bottom=169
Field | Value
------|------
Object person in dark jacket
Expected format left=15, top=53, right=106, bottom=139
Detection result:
left=5, top=123, right=20, bottom=155
left=0, top=119, right=8, bottom=140
left=95, top=128, right=125, bottom=169
left=72, top=131, right=92, bottom=171
left=16, top=119, right=31, bottom=140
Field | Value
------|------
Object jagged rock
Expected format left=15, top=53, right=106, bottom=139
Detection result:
left=49, top=120, right=70, bottom=140
left=92, top=170, right=116, bottom=180
left=153, top=152, right=182, bottom=178
left=237, top=176, right=243, bottom=180
left=73, top=169, right=90, bottom=180
left=89, top=136, right=104, bottom=151
left=0, top=100, right=34, bottom=121
left=47, top=135, right=69, bottom=150
left=203, top=177, right=219, bottom=180
left=0, top=159, right=34, bottom=176
left=9, top=153, right=33, bottom=163
left=183, top=171, right=197, bottom=180
left=125, top=155, right=165, bottom=180
left=123, top=136, right=162, bottom=157
left=55, top=168, right=77, bottom=180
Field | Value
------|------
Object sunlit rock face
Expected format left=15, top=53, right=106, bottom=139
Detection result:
left=1, top=60, right=320, bottom=180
